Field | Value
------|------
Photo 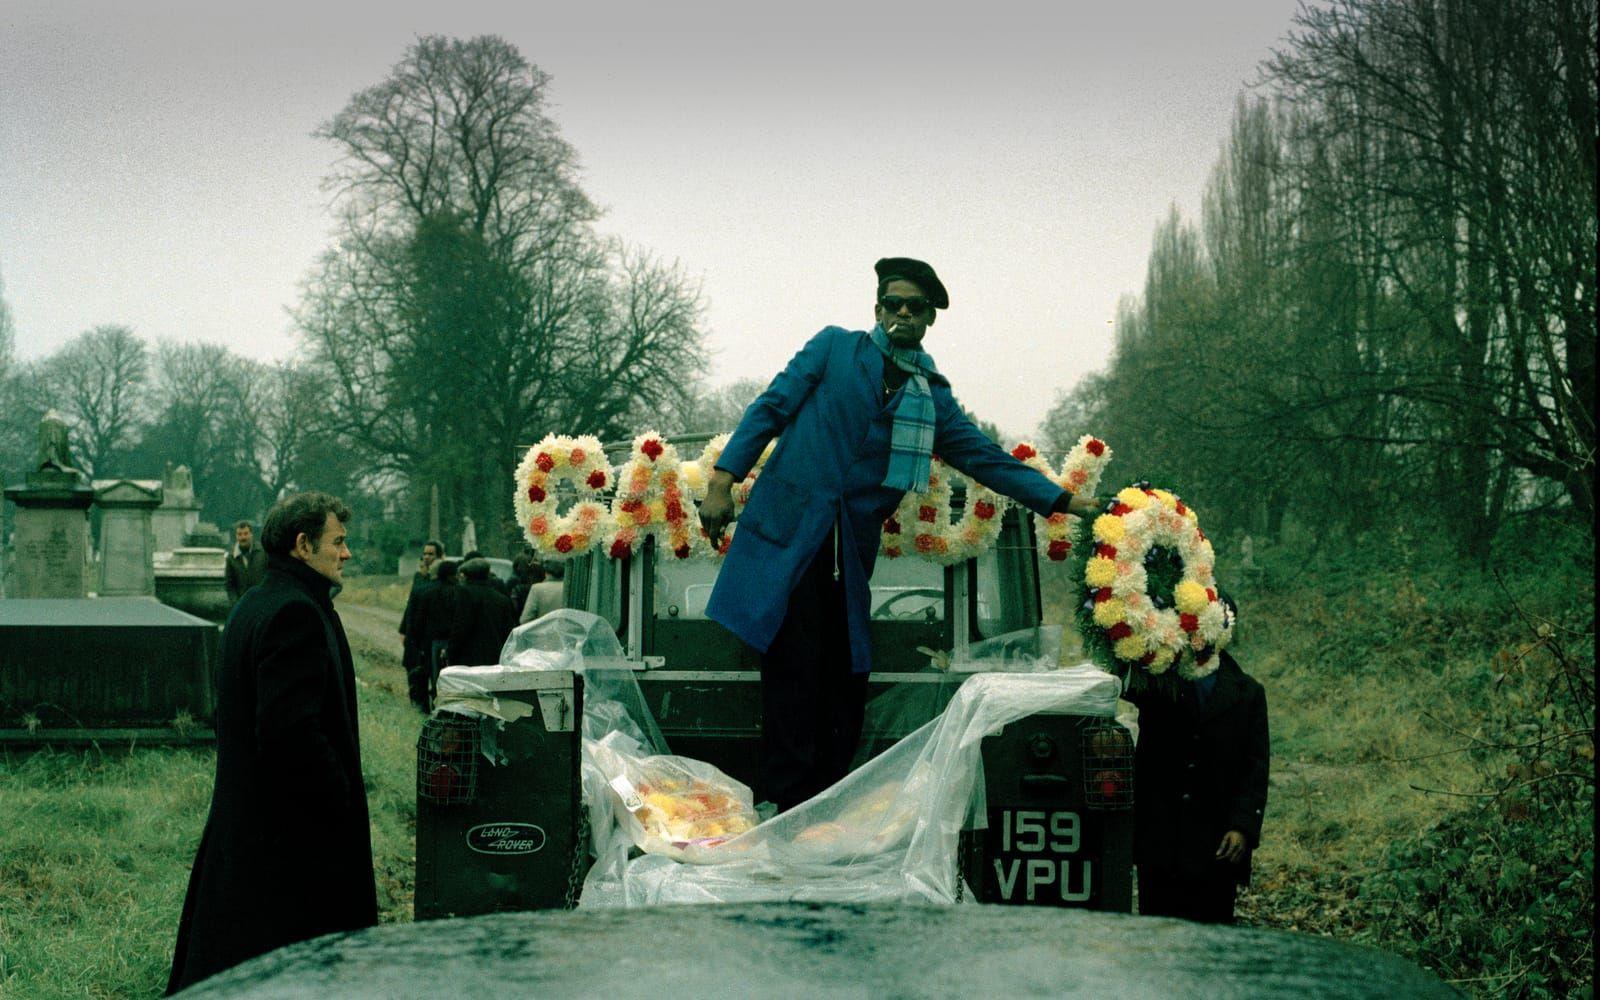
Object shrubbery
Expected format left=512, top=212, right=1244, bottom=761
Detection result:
left=1245, top=514, right=1595, bottom=998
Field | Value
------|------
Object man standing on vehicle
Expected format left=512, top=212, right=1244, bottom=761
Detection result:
left=698, top=257, right=1099, bottom=812
left=167, top=491, right=376, bottom=993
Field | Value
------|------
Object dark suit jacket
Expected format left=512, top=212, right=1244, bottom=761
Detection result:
left=412, top=581, right=460, bottom=658
left=1128, top=651, right=1269, bottom=884
left=447, top=579, right=518, bottom=666
left=398, top=571, right=435, bottom=663
left=168, top=555, right=377, bottom=993
left=223, top=544, right=268, bottom=603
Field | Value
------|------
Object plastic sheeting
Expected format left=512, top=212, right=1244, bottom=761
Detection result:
left=581, top=667, right=1123, bottom=908
left=496, top=609, right=665, bottom=753
left=586, top=731, right=760, bottom=862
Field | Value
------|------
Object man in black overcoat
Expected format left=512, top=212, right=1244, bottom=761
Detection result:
left=447, top=557, right=518, bottom=666
left=1128, top=646, right=1269, bottom=923
left=167, top=491, right=377, bottom=993
left=399, top=539, right=444, bottom=710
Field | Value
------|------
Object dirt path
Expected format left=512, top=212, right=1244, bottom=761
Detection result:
left=335, top=598, right=404, bottom=657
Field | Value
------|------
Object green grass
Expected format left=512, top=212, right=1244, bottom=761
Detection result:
left=0, top=623, right=421, bottom=999
left=337, top=573, right=413, bottom=615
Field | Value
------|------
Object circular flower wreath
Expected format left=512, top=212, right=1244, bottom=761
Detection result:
left=1073, top=483, right=1235, bottom=680
left=880, top=458, right=1007, bottom=565
left=515, top=434, right=612, bottom=559
left=607, top=431, right=697, bottom=561
left=1011, top=434, right=1113, bottom=562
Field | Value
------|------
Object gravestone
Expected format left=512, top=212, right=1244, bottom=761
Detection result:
left=184, top=520, right=229, bottom=549
left=94, top=479, right=164, bottom=597
left=1236, top=533, right=1266, bottom=586
left=153, top=463, right=201, bottom=554
left=3, top=413, right=95, bottom=598
left=154, top=547, right=231, bottom=621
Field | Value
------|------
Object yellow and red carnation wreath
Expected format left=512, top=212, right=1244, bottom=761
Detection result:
left=685, top=433, right=775, bottom=559
left=514, top=434, right=612, bottom=559
left=1080, top=485, right=1234, bottom=679
left=879, top=458, right=1007, bottom=565
left=1010, top=434, right=1114, bottom=562
left=606, top=431, right=697, bottom=560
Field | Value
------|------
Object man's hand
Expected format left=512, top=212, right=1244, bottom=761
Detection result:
left=1068, top=493, right=1102, bottom=518
left=699, top=470, right=736, bottom=547
left=1215, top=830, right=1248, bottom=865
left=1050, top=492, right=1104, bottom=518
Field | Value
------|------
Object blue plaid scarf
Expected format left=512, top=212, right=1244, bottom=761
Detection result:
left=870, top=325, right=939, bottom=493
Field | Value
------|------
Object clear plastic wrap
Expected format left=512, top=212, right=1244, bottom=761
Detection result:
left=497, top=609, right=665, bottom=752
left=585, top=731, right=760, bottom=862
left=580, top=666, right=1124, bottom=907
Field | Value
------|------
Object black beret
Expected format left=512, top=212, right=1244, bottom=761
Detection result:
left=874, top=257, right=949, bottom=309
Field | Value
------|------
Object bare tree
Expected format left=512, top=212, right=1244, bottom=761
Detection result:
left=300, top=35, right=709, bottom=553
left=31, top=325, right=150, bottom=477
left=244, top=360, right=332, bottom=502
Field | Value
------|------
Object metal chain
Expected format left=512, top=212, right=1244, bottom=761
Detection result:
left=954, top=835, right=968, bottom=903
left=563, top=802, right=591, bottom=909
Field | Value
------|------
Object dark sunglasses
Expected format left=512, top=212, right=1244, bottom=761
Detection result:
left=879, top=295, right=931, bottom=315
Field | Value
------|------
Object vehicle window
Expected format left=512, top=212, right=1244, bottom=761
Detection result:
left=973, top=534, right=1038, bottom=638
left=868, top=556, right=944, bottom=622
left=651, top=552, right=945, bottom=622
left=653, top=559, right=720, bottom=620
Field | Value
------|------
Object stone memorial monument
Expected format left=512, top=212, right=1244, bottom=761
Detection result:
left=93, top=479, right=164, bottom=597
left=0, top=417, right=222, bottom=743
left=2, top=412, right=95, bottom=599
left=152, top=463, right=201, bottom=553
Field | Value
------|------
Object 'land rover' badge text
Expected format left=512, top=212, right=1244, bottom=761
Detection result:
left=466, top=822, right=547, bottom=855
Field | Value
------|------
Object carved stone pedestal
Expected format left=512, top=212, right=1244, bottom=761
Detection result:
left=4, top=470, right=96, bottom=599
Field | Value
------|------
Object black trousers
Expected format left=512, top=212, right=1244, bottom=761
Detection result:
left=403, top=642, right=431, bottom=710
left=759, top=533, right=870, bottom=812
left=1136, top=865, right=1239, bottom=924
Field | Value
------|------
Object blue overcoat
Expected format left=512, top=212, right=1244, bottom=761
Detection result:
left=706, top=326, right=1065, bottom=674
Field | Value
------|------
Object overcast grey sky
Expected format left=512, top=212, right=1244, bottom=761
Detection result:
left=0, top=0, right=1297, bottom=441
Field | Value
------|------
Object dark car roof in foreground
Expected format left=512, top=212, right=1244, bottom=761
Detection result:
left=175, top=901, right=1457, bottom=999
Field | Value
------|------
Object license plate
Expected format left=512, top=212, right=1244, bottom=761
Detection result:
left=982, top=807, right=1101, bottom=906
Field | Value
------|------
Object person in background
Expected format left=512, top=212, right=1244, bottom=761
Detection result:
left=223, top=520, right=267, bottom=610
left=460, top=549, right=509, bottom=595
left=399, top=539, right=444, bottom=711
left=167, top=492, right=375, bottom=992
left=1127, top=596, right=1269, bottom=924
left=508, top=549, right=539, bottom=617
left=412, top=558, right=460, bottom=710
left=519, top=560, right=565, bottom=624
left=448, top=557, right=518, bottom=666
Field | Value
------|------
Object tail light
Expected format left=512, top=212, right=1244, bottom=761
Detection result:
left=1081, top=721, right=1134, bottom=811
left=417, top=714, right=480, bottom=805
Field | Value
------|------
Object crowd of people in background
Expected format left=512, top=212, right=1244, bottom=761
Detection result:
left=397, top=540, right=565, bottom=711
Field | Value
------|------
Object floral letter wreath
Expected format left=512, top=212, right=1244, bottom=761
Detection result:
left=607, top=431, right=697, bottom=560
left=1074, top=484, right=1234, bottom=680
left=515, top=434, right=612, bottom=559
left=880, top=458, right=1007, bottom=565
left=1011, top=435, right=1113, bottom=561
left=685, top=433, right=775, bottom=558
